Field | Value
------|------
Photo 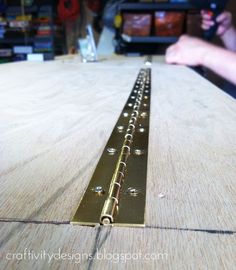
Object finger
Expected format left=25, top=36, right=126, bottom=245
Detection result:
left=202, top=20, right=215, bottom=27
left=165, top=53, right=174, bottom=64
left=166, top=46, right=178, bottom=63
left=179, top=34, right=189, bottom=41
left=221, top=17, right=231, bottom=27
left=166, top=54, right=177, bottom=64
left=201, top=24, right=211, bottom=30
left=201, top=10, right=211, bottom=17
left=166, top=44, right=176, bottom=54
left=202, top=14, right=213, bottom=20
left=201, top=21, right=215, bottom=31
left=216, top=11, right=231, bottom=23
left=217, top=25, right=226, bottom=36
left=201, top=10, right=214, bottom=19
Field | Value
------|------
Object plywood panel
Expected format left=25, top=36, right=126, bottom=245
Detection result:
left=0, top=57, right=235, bottom=270
left=0, top=58, right=235, bottom=230
left=0, top=58, right=143, bottom=222
left=146, top=63, right=236, bottom=230
left=0, top=222, right=235, bottom=270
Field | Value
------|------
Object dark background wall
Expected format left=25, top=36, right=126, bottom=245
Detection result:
left=229, top=0, right=236, bottom=23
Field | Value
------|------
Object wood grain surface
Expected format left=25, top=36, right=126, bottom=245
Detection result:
left=147, top=63, right=236, bottom=230
left=0, top=57, right=143, bottom=222
left=0, top=222, right=235, bottom=270
left=0, top=56, right=235, bottom=269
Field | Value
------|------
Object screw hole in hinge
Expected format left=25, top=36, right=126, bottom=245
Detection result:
left=107, top=148, right=117, bottom=155
left=134, top=149, right=145, bottom=156
left=138, top=127, right=146, bottom=133
left=140, top=112, right=148, bottom=118
left=117, top=126, right=124, bottom=133
left=92, top=186, right=105, bottom=196
left=126, top=187, right=140, bottom=197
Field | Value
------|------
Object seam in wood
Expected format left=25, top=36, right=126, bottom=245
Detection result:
left=0, top=219, right=235, bottom=236
left=0, top=152, right=100, bottom=248
left=145, top=226, right=236, bottom=235
left=0, top=218, right=69, bottom=225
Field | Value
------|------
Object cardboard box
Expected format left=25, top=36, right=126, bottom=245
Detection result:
left=123, top=14, right=152, bottom=37
left=155, top=12, right=185, bottom=36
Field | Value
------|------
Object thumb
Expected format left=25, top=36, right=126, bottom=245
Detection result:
left=166, top=46, right=178, bottom=63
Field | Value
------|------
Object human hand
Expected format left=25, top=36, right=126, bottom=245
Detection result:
left=165, top=35, right=212, bottom=66
left=201, top=10, right=233, bottom=37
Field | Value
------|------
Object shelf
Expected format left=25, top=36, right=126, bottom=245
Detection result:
left=119, top=2, right=195, bottom=11
left=116, top=2, right=197, bottom=54
left=0, top=37, right=34, bottom=44
left=35, top=36, right=53, bottom=40
left=121, top=35, right=179, bottom=44
left=6, top=5, right=38, bottom=14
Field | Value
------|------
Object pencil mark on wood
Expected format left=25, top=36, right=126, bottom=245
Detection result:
left=145, top=225, right=236, bottom=235
left=0, top=219, right=70, bottom=225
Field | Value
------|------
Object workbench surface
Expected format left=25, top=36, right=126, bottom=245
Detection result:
left=0, top=56, right=235, bottom=270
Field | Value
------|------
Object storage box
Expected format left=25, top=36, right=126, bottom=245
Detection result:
left=155, top=12, right=185, bottom=36
left=123, top=14, right=152, bottom=37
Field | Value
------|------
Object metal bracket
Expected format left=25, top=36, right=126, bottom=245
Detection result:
left=71, top=68, right=151, bottom=227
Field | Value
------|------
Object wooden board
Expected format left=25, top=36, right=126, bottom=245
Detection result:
left=0, top=222, right=235, bottom=270
left=0, top=57, right=144, bottom=222
left=0, top=56, right=235, bottom=269
left=147, top=63, right=236, bottom=230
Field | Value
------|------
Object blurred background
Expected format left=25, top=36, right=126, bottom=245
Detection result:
left=0, top=0, right=235, bottom=91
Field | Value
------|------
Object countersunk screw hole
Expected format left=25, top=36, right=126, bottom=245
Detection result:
left=107, top=148, right=117, bottom=155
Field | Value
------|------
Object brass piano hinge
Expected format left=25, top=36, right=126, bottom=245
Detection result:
left=71, top=67, right=151, bottom=227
